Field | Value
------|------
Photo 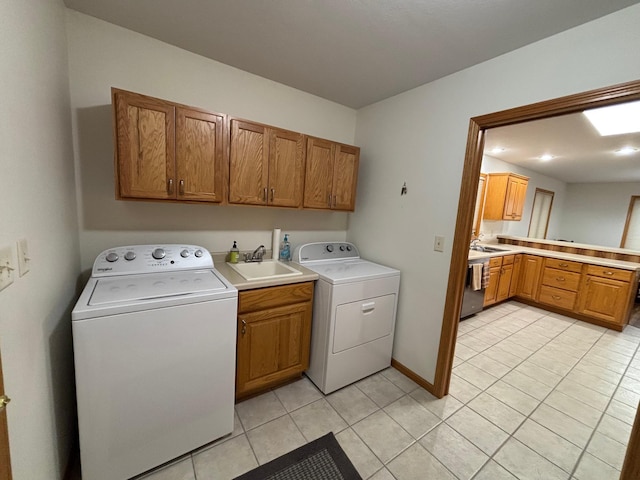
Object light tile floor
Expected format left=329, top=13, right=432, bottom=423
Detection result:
left=136, top=300, right=640, bottom=480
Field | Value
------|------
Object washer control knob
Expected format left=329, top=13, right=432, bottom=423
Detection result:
left=194, top=249, right=204, bottom=258
left=152, top=248, right=166, bottom=260
left=326, top=245, right=334, bottom=253
left=180, top=249, right=190, bottom=258
left=339, top=245, right=345, bottom=251
left=105, top=252, right=119, bottom=263
left=346, top=245, right=352, bottom=251
left=124, top=251, right=136, bottom=261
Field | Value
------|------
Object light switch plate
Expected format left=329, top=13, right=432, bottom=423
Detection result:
left=0, top=245, right=15, bottom=292
left=17, top=238, right=29, bottom=277
left=434, top=235, right=445, bottom=252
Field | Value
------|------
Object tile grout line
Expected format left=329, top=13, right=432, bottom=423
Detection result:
left=567, top=337, right=640, bottom=478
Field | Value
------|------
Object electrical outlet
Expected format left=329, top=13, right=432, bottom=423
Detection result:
left=0, top=245, right=15, bottom=292
left=434, top=235, right=445, bottom=252
left=17, top=238, right=29, bottom=277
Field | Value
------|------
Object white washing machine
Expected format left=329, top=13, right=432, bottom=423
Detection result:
left=72, top=245, right=238, bottom=480
left=294, top=242, right=400, bottom=394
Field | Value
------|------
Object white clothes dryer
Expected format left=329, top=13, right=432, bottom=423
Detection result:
left=72, top=245, right=237, bottom=480
left=294, top=242, right=400, bottom=394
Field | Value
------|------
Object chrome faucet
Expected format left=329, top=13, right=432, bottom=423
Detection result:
left=470, top=236, right=482, bottom=251
left=244, top=245, right=267, bottom=263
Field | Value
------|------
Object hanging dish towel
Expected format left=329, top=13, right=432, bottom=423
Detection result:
left=482, top=260, right=490, bottom=289
left=472, top=263, right=483, bottom=291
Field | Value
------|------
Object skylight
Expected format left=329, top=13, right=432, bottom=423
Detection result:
left=583, top=100, right=640, bottom=136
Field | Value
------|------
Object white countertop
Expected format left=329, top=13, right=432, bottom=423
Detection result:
left=468, top=243, right=640, bottom=271
left=498, top=235, right=640, bottom=257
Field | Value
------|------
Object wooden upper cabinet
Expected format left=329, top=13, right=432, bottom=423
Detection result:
left=176, top=108, right=225, bottom=202
left=114, top=90, right=175, bottom=200
left=229, top=120, right=305, bottom=207
left=113, top=88, right=225, bottom=203
left=303, top=137, right=359, bottom=211
left=483, top=173, right=529, bottom=221
left=268, top=128, right=305, bottom=207
left=229, top=120, right=269, bottom=205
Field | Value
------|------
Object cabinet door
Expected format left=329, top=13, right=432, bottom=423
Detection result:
left=509, top=254, right=522, bottom=298
left=115, top=92, right=175, bottom=199
left=504, top=176, right=528, bottom=220
left=577, top=276, right=630, bottom=325
left=176, top=108, right=225, bottom=202
left=303, top=138, right=335, bottom=209
left=229, top=120, right=269, bottom=205
left=332, top=144, right=359, bottom=211
left=236, top=302, right=312, bottom=398
left=268, top=129, right=305, bottom=207
left=496, top=263, right=514, bottom=302
left=484, top=266, right=501, bottom=306
left=516, top=255, right=543, bottom=300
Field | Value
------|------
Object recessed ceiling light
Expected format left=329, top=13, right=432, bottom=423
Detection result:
left=615, top=146, right=639, bottom=155
left=583, top=100, right=640, bottom=136
left=539, top=154, right=554, bottom=161
left=490, top=147, right=505, bottom=154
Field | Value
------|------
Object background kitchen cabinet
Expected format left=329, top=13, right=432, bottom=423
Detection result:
left=235, top=282, right=313, bottom=400
left=483, top=257, right=503, bottom=306
left=508, top=254, right=522, bottom=297
left=515, top=254, right=543, bottom=300
left=113, top=89, right=225, bottom=203
left=229, top=120, right=305, bottom=207
left=496, top=255, right=515, bottom=303
left=577, top=265, right=635, bottom=325
left=483, top=173, right=529, bottom=221
left=303, top=137, right=359, bottom=211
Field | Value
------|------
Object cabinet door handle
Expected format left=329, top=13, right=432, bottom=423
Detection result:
left=241, top=319, right=247, bottom=335
left=270, top=188, right=275, bottom=202
left=332, top=195, right=337, bottom=207
left=559, top=263, right=568, bottom=267
left=556, top=277, right=565, bottom=282
left=179, top=179, right=185, bottom=196
left=263, top=188, right=268, bottom=202
left=328, top=193, right=332, bottom=207
left=552, top=295, right=561, bottom=300
left=603, top=271, right=614, bottom=276
left=167, top=178, right=174, bottom=195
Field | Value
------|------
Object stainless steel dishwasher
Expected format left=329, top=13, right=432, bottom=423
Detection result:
left=460, top=259, right=486, bottom=319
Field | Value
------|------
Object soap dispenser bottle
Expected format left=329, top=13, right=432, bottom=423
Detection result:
left=279, top=234, right=291, bottom=262
left=230, top=241, right=240, bottom=264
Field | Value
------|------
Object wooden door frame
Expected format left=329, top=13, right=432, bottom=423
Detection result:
left=0, top=347, right=11, bottom=480
left=527, top=188, right=555, bottom=239
left=620, top=195, right=640, bottom=248
left=434, top=79, right=640, bottom=477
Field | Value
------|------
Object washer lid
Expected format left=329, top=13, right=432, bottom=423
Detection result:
left=89, top=270, right=228, bottom=305
left=302, top=259, right=400, bottom=284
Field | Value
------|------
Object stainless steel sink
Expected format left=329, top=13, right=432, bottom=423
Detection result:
left=226, top=260, right=303, bottom=281
left=469, top=245, right=508, bottom=253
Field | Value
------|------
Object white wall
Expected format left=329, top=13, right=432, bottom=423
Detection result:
left=480, top=155, right=567, bottom=241
left=350, top=4, right=640, bottom=384
left=559, top=182, right=640, bottom=247
left=0, top=0, right=79, bottom=478
left=66, top=11, right=358, bottom=272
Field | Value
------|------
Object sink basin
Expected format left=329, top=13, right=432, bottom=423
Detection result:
left=482, top=246, right=508, bottom=253
left=226, top=260, right=303, bottom=281
left=469, top=245, right=508, bottom=253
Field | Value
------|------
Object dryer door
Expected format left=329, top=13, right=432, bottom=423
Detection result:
left=332, top=294, right=396, bottom=353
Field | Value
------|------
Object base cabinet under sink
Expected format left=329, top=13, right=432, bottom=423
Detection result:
left=235, top=282, right=313, bottom=400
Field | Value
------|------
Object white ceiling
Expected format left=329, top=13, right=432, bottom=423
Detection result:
left=63, top=0, right=639, bottom=109
left=484, top=105, right=640, bottom=184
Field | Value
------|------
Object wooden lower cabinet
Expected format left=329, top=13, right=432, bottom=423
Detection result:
left=577, top=275, right=632, bottom=325
left=235, top=282, right=313, bottom=400
left=484, top=255, right=517, bottom=306
left=516, top=255, right=543, bottom=300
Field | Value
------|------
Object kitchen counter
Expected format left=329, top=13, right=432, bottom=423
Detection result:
left=468, top=243, right=640, bottom=271
left=213, top=254, right=318, bottom=290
